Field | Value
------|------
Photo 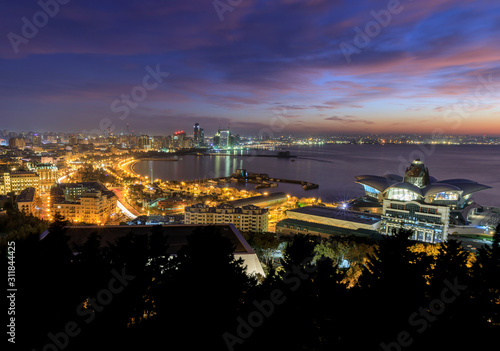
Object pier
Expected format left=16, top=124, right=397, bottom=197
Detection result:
left=180, top=170, right=319, bottom=191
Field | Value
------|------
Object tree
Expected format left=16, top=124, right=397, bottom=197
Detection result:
left=469, top=223, right=500, bottom=328
left=127, top=226, right=257, bottom=350
left=242, top=231, right=279, bottom=270
left=353, top=228, right=432, bottom=349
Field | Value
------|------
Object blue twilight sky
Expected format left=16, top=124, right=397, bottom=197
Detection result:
left=1, top=0, right=500, bottom=136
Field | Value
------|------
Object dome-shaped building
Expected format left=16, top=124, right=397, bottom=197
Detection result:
left=354, top=159, right=492, bottom=243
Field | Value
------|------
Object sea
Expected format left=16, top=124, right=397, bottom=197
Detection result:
left=132, top=144, right=500, bottom=207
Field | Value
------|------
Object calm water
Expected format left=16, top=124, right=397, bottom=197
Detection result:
left=133, top=144, right=500, bottom=206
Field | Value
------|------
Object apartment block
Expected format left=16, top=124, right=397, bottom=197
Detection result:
left=184, top=203, right=269, bottom=232
left=51, top=182, right=117, bottom=224
left=0, top=171, right=40, bottom=195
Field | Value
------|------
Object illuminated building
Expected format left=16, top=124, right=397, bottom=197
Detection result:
left=276, top=218, right=382, bottom=240
left=30, top=163, right=59, bottom=194
left=184, top=203, right=269, bottom=232
left=8, top=137, right=25, bottom=149
left=214, top=128, right=232, bottom=149
left=355, top=159, right=492, bottom=243
left=16, top=187, right=37, bottom=216
left=193, top=123, right=201, bottom=146
left=225, top=192, right=288, bottom=208
left=172, top=131, right=192, bottom=149
left=139, top=135, right=152, bottom=150
left=32, top=134, right=41, bottom=146
left=284, top=206, right=381, bottom=231
left=0, top=171, right=40, bottom=195
left=50, top=182, right=117, bottom=224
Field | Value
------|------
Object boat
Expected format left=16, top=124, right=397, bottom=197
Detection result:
left=303, top=182, right=319, bottom=190
left=270, top=183, right=278, bottom=187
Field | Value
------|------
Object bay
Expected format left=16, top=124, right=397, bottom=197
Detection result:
left=132, top=144, right=500, bottom=206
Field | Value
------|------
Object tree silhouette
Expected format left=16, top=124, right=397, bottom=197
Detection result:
left=353, top=227, right=432, bottom=349
left=3, top=218, right=500, bottom=351
left=120, top=226, right=257, bottom=350
left=468, top=223, right=500, bottom=336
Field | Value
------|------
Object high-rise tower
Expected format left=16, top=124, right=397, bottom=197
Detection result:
left=193, top=123, right=201, bottom=146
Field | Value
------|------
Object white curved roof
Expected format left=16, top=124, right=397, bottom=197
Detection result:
left=436, top=178, right=477, bottom=184
left=383, top=174, right=404, bottom=182
left=437, top=179, right=492, bottom=195
left=355, top=175, right=394, bottom=192
left=383, top=182, right=423, bottom=196
left=423, top=183, right=462, bottom=197
left=356, top=174, right=491, bottom=198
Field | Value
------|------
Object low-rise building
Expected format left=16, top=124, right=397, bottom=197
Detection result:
left=16, top=187, right=37, bottom=216
left=285, top=206, right=382, bottom=231
left=276, top=218, right=383, bottom=240
left=225, top=192, right=288, bottom=208
left=184, top=203, right=269, bottom=232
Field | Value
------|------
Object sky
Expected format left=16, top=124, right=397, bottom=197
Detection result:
left=1, top=0, right=500, bottom=137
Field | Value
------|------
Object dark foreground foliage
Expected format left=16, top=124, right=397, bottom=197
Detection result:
left=1, top=215, right=499, bottom=351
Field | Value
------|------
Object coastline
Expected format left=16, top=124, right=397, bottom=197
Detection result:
left=127, top=158, right=179, bottom=178
left=126, top=159, right=141, bottom=177
left=128, top=144, right=500, bottom=206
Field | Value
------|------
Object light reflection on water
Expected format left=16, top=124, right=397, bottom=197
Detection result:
left=133, top=144, right=500, bottom=206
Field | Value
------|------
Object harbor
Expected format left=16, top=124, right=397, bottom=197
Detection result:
left=180, top=169, right=320, bottom=192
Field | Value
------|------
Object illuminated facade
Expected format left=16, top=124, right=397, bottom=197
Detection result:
left=50, top=182, right=117, bottom=224
left=30, top=163, right=59, bottom=194
left=193, top=123, right=203, bottom=146
left=184, top=203, right=269, bottom=232
left=172, top=131, right=192, bottom=149
left=214, top=128, right=232, bottom=149
left=380, top=199, right=451, bottom=243
left=355, top=159, right=491, bottom=243
left=8, top=137, right=25, bottom=149
left=0, top=171, right=40, bottom=195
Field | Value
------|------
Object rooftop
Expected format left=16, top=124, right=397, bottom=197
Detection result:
left=186, top=203, right=266, bottom=213
left=356, top=159, right=492, bottom=198
left=41, top=224, right=254, bottom=255
left=225, top=192, right=287, bottom=207
left=16, top=187, right=36, bottom=203
left=287, top=206, right=381, bottom=225
left=51, top=181, right=116, bottom=204
left=277, top=218, right=383, bottom=240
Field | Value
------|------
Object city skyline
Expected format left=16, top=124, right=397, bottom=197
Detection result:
left=2, top=2, right=500, bottom=350
left=2, top=0, right=500, bottom=135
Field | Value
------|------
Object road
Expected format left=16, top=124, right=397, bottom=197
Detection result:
left=110, top=188, right=141, bottom=219
left=448, top=235, right=492, bottom=252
